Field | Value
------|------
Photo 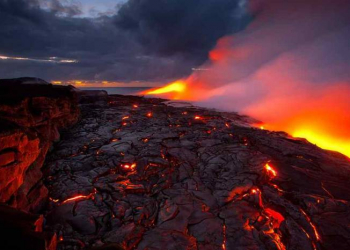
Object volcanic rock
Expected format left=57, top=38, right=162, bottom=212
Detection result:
left=40, top=94, right=350, bottom=250
left=1, top=80, right=350, bottom=250
left=0, top=78, right=80, bottom=212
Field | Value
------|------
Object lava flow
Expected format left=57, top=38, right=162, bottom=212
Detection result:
left=143, top=1, right=350, bottom=159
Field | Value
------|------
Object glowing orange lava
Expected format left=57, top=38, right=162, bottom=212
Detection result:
left=265, top=208, right=285, bottom=228
left=300, top=209, right=321, bottom=241
left=122, top=163, right=137, bottom=171
left=264, top=163, right=277, bottom=177
left=61, top=194, right=92, bottom=204
left=143, top=34, right=350, bottom=159
left=146, top=81, right=186, bottom=99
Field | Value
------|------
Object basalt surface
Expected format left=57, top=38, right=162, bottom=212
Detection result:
left=41, top=94, right=350, bottom=250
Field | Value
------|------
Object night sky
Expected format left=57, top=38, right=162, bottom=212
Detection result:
left=0, top=0, right=250, bottom=85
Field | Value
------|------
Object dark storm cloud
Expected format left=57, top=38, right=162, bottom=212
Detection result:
left=46, top=0, right=83, bottom=17
left=115, top=0, right=249, bottom=59
left=0, top=0, right=250, bottom=82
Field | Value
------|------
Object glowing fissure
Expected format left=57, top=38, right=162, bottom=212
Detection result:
left=222, top=223, right=227, bottom=250
left=300, top=209, right=321, bottom=242
left=61, top=194, right=93, bottom=204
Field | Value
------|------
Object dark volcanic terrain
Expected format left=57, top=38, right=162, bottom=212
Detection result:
left=43, top=94, right=350, bottom=250
left=1, top=80, right=350, bottom=250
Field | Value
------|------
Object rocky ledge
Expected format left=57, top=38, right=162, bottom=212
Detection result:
left=0, top=78, right=80, bottom=212
left=42, top=94, right=350, bottom=250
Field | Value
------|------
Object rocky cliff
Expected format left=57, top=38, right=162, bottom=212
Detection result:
left=0, top=78, right=80, bottom=212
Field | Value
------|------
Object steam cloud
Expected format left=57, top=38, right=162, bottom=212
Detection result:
left=162, top=0, right=350, bottom=155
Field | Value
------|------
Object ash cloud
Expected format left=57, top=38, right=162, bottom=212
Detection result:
left=0, top=0, right=250, bottom=83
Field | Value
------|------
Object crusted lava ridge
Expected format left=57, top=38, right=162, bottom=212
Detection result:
left=40, top=94, right=350, bottom=250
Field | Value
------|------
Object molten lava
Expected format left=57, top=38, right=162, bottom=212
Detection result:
left=265, top=208, right=285, bottom=228
left=122, top=163, right=137, bottom=171
left=61, top=194, right=93, bottom=204
left=146, top=81, right=186, bottom=99
left=264, top=163, right=277, bottom=178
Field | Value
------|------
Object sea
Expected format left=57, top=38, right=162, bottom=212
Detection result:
left=78, top=87, right=152, bottom=95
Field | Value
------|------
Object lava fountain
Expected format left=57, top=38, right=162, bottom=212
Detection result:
left=145, top=0, right=350, bottom=158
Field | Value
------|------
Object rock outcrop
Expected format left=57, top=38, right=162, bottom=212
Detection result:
left=0, top=78, right=80, bottom=212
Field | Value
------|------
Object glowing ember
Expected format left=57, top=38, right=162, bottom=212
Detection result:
left=194, top=116, right=202, bottom=120
left=251, top=188, right=259, bottom=194
left=122, top=122, right=128, bottom=126
left=133, top=104, right=138, bottom=108
left=146, top=112, right=153, bottom=118
left=122, top=116, right=130, bottom=120
left=122, top=163, right=137, bottom=171
left=225, top=123, right=230, bottom=128
left=49, top=197, right=59, bottom=203
left=264, top=163, right=277, bottom=177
